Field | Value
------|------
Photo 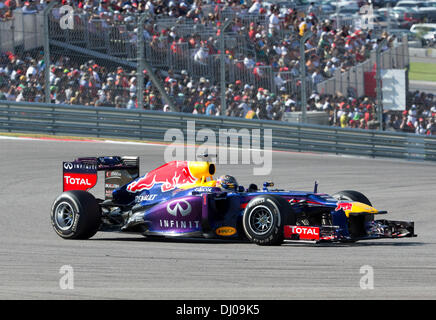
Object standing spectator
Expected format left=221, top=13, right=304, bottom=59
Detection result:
left=268, top=6, right=280, bottom=36
left=194, top=43, right=209, bottom=65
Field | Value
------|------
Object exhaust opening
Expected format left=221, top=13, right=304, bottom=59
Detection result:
left=209, top=163, right=216, bottom=175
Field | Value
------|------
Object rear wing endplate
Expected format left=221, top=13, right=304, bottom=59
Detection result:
left=63, top=156, right=139, bottom=199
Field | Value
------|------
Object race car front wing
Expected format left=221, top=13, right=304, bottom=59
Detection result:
left=284, top=219, right=416, bottom=243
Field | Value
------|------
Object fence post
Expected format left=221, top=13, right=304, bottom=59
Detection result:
left=11, top=18, right=15, bottom=53
left=43, top=1, right=56, bottom=104
left=219, top=19, right=232, bottom=116
left=137, top=14, right=146, bottom=110
left=335, top=1, right=340, bottom=29
left=0, top=17, right=2, bottom=52
left=300, top=31, right=312, bottom=124
left=7, top=103, right=11, bottom=133
left=402, top=34, right=410, bottom=96
left=51, top=105, right=55, bottom=135
left=376, top=38, right=387, bottom=131
left=94, top=108, right=98, bottom=138
left=138, top=14, right=176, bottom=112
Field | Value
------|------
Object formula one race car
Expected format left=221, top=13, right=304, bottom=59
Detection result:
left=51, top=156, right=416, bottom=245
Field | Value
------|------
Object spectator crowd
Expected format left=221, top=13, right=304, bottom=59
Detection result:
left=0, top=0, right=434, bottom=135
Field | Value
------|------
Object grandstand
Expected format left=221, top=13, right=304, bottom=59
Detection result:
left=0, top=0, right=434, bottom=135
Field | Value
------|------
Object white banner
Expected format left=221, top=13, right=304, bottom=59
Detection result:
left=381, top=69, right=406, bottom=111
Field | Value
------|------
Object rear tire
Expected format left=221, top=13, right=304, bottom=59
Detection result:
left=243, top=195, right=296, bottom=246
left=51, top=191, right=101, bottom=239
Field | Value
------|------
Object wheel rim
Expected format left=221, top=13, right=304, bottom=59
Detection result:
left=55, top=202, right=75, bottom=231
left=249, top=205, right=274, bottom=235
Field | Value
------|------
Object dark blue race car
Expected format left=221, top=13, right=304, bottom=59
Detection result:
left=51, top=156, right=416, bottom=245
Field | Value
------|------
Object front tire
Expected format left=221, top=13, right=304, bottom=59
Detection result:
left=332, top=190, right=374, bottom=239
left=332, top=190, right=372, bottom=206
left=243, top=195, right=295, bottom=246
left=51, top=191, right=101, bottom=239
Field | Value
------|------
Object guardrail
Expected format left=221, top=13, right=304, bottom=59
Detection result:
left=1, top=101, right=436, bottom=162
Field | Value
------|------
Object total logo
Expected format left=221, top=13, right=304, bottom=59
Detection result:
left=63, top=173, right=97, bottom=192
left=285, top=225, right=320, bottom=240
left=64, top=175, right=92, bottom=186
left=290, top=226, right=319, bottom=236
left=166, top=199, right=192, bottom=217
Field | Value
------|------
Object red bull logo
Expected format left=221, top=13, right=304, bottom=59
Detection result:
left=127, top=161, right=198, bottom=193
left=335, top=202, right=353, bottom=212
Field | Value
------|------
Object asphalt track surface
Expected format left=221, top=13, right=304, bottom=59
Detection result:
left=1, top=136, right=436, bottom=300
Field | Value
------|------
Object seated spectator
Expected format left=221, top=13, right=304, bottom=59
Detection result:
left=22, top=1, right=37, bottom=14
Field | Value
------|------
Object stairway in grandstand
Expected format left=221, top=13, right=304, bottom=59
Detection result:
left=48, top=11, right=261, bottom=85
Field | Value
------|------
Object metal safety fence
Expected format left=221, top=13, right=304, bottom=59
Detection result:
left=316, top=37, right=409, bottom=98
left=0, top=4, right=410, bottom=113
left=1, top=101, right=436, bottom=162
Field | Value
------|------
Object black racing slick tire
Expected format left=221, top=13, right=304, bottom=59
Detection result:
left=51, top=191, right=101, bottom=239
left=243, top=195, right=296, bottom=246
left=332, top=190, right=374, bottom=239
left=332, top=190, right=372, bottom=206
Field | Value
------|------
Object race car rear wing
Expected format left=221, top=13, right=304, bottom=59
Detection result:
left=63, top=156, right=139, bottom=199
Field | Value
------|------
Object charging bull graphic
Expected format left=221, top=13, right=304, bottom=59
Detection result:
left=335, top=202, right=353, bottom=212
left=126, top=161, right=199, bottom=193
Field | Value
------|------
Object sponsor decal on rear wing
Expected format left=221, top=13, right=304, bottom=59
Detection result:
left=62, top=156, right=139, bottom=196
left=63, top=161, right=98, bottom=192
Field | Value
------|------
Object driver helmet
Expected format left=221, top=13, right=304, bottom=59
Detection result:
left=216, top=175, right=238, bottom=191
